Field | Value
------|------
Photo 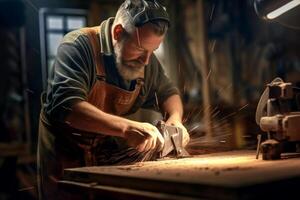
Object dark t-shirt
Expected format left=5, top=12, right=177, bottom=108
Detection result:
left=43, top=17, right=179, bottom=122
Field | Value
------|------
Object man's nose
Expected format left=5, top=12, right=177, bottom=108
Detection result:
left=140, top=51, right=151, bottom=65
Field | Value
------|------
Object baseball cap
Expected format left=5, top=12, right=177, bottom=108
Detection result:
left=124, top=0, right=170, bottom=27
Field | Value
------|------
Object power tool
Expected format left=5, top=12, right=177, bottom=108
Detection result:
left=156, top=120, right=190, bottom=158
left=255, top=77, right=300, bottom=160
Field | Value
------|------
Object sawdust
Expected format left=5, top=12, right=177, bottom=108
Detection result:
left=92, top=151, right=255, bottom=179
left=156, top=171, right=162, bottom=175
left=222, top=166, right=251, bottom=171
left=115, top=166, right=140, bottom=171
left=190, top=165, right=253, bottom=177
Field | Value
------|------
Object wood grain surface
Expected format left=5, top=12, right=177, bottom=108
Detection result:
left=61, top=150, right=300, bottom=199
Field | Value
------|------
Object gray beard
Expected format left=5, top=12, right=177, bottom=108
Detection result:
left=114, top=40, right=145, bottom=81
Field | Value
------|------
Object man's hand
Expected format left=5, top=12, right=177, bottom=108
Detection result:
left=165, top=120, right=190, bottom=147
left=124, top=122, right=165, bottom=152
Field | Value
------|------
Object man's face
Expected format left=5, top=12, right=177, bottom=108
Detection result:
left=114, top=23, right=165, bottom=81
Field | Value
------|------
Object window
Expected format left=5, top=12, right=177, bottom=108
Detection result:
left=39, top=8, right=87, bottom=89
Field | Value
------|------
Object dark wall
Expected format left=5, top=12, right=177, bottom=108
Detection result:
left=24, top=0, right=91, bottom=151
left=0, top=0, right=26, bottom=142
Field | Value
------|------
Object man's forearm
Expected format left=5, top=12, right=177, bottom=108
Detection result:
left=161, top=94, right=183, bottom=122
left=64, top=101, right=134, bottom=137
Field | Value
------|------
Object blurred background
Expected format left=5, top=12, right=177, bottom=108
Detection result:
left=0, top=0, right=299, bottom=199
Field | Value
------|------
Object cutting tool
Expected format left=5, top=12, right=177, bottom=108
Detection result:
left=156, top=120, right=190, bottom=158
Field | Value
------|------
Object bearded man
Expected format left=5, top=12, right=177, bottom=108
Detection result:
left=37, top=0, right=189, bottom=199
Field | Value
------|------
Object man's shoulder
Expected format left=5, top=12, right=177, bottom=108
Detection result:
left=61, top=29, right=85, bottom=44
left=61, top=27, right=99, bottom=44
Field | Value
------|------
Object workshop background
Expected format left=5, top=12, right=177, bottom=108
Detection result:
left=0, top=0, right=299, bottom=199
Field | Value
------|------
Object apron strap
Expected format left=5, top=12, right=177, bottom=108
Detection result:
left=81, top=27, right=105, bottom=77
left=41, top=117, right=100, bottom=167
left=78, top=141, right=96, bottom=166
left=136, top=78, right=145, bottom=86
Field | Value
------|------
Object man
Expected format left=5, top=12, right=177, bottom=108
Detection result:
left=37, top=0, right=190, bottom=199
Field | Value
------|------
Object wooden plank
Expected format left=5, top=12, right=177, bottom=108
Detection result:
left=59, top=180, right=199, bottom=200
left=61, top=150, right=300, bottom=199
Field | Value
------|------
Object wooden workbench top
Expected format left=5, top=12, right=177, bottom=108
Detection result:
left=61, top=150, right=300, bottom=199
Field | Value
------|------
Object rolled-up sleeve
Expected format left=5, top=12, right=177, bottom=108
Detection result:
left=44, top=34, right=94, bottom=121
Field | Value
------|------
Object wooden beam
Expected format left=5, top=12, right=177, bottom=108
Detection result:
left=195, top=0, right=213, bottom=140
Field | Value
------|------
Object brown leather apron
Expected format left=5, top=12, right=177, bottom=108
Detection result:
left=84, top=27, right=144, bottom=116
left=37, top=26, right=144, bottom=200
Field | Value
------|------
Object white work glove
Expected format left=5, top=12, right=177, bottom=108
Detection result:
left=124, top=122, right=165, bottom=152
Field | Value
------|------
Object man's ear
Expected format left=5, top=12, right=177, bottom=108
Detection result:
left=113, top=24, right=124, bottom=41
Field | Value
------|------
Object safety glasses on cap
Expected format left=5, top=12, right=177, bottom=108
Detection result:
left=124, top=0, right=170, bottom=27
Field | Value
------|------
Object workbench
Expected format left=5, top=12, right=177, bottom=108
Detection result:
left=59, top=150, right=300, bottom=200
